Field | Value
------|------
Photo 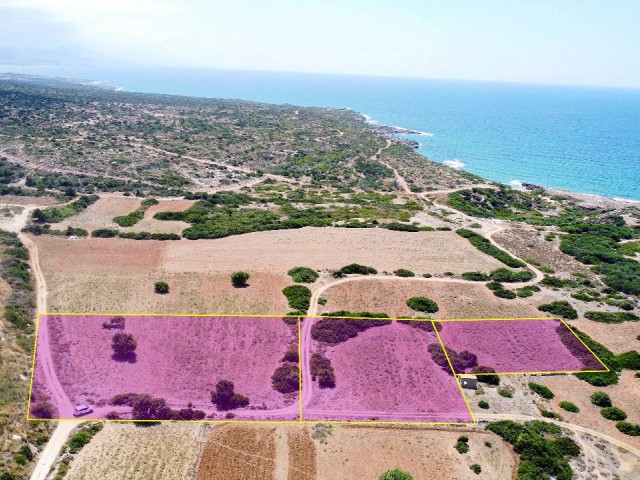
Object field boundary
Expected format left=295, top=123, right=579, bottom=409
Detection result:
left=28, top=313, right=608, bottom=425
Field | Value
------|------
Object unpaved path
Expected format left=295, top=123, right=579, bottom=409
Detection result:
left=29, top=422, right=77, bottom=480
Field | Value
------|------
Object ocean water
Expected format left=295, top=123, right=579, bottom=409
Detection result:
left=4, top=66, right=640, bottom=200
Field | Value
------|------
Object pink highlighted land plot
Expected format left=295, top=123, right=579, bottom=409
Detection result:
left=30, top=315, right=299, bottom=421
left=302, top=318, right=473, bottom=423
left=435, top=319, right=606, bottom=374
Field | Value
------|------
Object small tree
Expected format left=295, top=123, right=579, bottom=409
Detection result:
left=211, top=380, right=250, bottom=410
left=379, top=470, right=413, bottom=480
left=231, top=271, right=250, bottom=287
left=406, top=296, right=439, bottom=313
left=590, top=391, right=612, bottom=407
left=154, top=281, right=169, bottom=294
left=112, top=332, right=137, bottom=359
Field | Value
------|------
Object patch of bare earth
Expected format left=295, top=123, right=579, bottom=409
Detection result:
left=196, top=425, right=276, bottom=480
left=124, top=198, right=194, bottom=234
left=492, top=226, right=593, bottom=278
left=315, top=426, right=516, bottom=480
left=65, top=423, right=204, bottom=480
left=0, top=195, right=63, bottom=206
left=286, top=427, right=316, bottom=480
left=320, top=279, right=540, bottom=319
left=572, top=318, right=640, bottom=355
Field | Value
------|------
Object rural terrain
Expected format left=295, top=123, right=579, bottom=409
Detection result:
left=0, top=73, right=639, bottom=479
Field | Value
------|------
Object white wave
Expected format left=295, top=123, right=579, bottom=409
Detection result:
left=443, top=159, right=466, bottom=170
left=510, top=179, right=525, bottom=190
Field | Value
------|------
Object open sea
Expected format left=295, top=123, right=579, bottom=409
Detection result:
left=4, top=66, right=640, bottom=200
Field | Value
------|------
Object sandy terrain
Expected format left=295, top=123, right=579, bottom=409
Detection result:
left=0, top=195, right=63, bottom=206
left=319, top=278, right=541, bottom=319
left=315, top=426, right=517, bottom=480
left=65, top=423, right=204, bottom=480
left=196, top=425, right=276, bottom=480
left=39, top=315, right=295, bottom=412
left=572, top=317, right=640, bottom=355
left=305, top=321, right=471, bottom=422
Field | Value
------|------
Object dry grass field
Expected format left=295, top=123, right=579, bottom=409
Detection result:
left=319, top=278, right=541, bottom=319
left=286, top=427, right=316, bottom=480
left=572, top=318, right=640, bottom=355
left=315, top=426, right=517, bottom=479
left=196, top=425, right=277, bottom=480
left=65, top=423, right=204, bottom=480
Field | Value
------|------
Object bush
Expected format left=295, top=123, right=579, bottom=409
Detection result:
left=601, top=407, right=627, bottom=421
left=616, top=421, right=640, bottom=436
left=590, top=391, right=612, bottom=407
left=282, top=285, right=312, bottom=311
left=584, top=311, right=639, bottom=323
left=339, top=263, right=377, bottom=275
left=102, top=316, right=125, bottom=330
left=91, top=228, right=118, bottom=238
left=287, top=267, right=318, bottom=283
left=112, top=332, right=137, bottom=359
left=455, top=440, right=469, bottom=454
left=210, top=380, right=250, bottom=410
left=231, top=271, right=250, bottom=287
left=559, top=401, right=579, bottom=413
left=154, top=281, right=169, bottom=294
left=616, top=350, right=640, bottom=370
left=394, top=268, right=415, bottom=277
left=379, top=470, right=413, bottom=480
left=461, top=271, right=490, bottom=281
left=406, top=296, right=439, bottom=313
left=271, top=363, right=299, bottom=394
left=478, top=400, right=490, bottom=409
left=281, top=348, right=299, bottom=363
left=537, top=301, right=578, bottom=319
left=472, top=365, right=500, bottom=385
left=312, top=317, right=391, bottom=344
left=498, top=388, right=513, bottom=398
left=68, top=431, right=92, bottom=453
left=493, top=288, right=517, bottom=299
left=489, top=268, right=535, bottom=283
left=384, top=222, right=420, bottom=232
left=528, top=382, right=554, bottom=399
left=470, top=464, right=482, bottom=475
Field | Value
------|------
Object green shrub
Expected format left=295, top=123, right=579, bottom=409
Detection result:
left=558, top=401, right=579, bottom=413
left=455, top=440, right=469, bottom=454
left=231, top=271, right=250, bottom=287
left=489, top=268, right=535, bottom=283
left=470, top=464, right=481, bottom=475
left=461, top=271, right=490, bottom=281
left=287, top=267, right=319, bottom=283
left=384, top=222, right=420, bottom=232
left=406, top=296, right=439, bottom=313
left=498, top=388, right=513, bottom=398
left=379, top=470, right=413, bottom=480
left=210, top=380, right=250, bottom=410
left=584, top=311, right=639, bottom=323
left=478, top=400, right=490, bottom=409
left=493, top=288, right=517, bottom=299
left=91, top=228, right=118, bottom=238
left=601, top=407, right=627, bottom=421
left=154, top=281, right=169, bottom=294
left=394, top=268, right=415, bottom=277
left=616, top=351, right=640, bottom=370
left=616, top=421, right=640, bottom=436
left=472, top=366, right=500, bottom=385
left=528, top=382, right=554, bottom=399
left=311, top=317, right=391, bottom=344
left=590, top=391, right=612, bottom=407
left=339, top=263, right=377, bottom=275
left=282, top=285, right=312, bottom=311
left=113, top=210, right=144, bottom=227
left=516, top=285, right=540, bottom=297
left=537, top=301, right=578, bottom=319
left=271, top=363, right=299, bottom=394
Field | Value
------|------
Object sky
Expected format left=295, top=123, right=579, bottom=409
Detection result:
left=0, top=0, right=639, bottom=88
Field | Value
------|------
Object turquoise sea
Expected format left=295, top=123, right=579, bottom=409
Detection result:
left=4, top=66, right=640, bottom=200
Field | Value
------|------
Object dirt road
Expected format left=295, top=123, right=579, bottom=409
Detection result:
left=29, top=422, right=77, bottom=480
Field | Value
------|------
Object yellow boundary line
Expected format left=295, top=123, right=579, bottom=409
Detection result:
left=27, top=313, right=608, bottom=425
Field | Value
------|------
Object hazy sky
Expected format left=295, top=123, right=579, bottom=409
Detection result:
left=1, top=0, right=639, bottom=88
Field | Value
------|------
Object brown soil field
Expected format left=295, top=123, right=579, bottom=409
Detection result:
left=572, top=318, right=640, bottom=355
left=0, top=195, right=63, bottom=206
left=538, top=371, right=640, bottom=451
left=65, top=423, right=204, bottom=480
left=287, top=427, right=316, bottom=480
left=315, top=426, right=517, bottom=479
left=196, top=425, right=276, bottom=480
left=45, top=271, right=290, bottom=314
left=320, top=279, right=540, bottom=319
